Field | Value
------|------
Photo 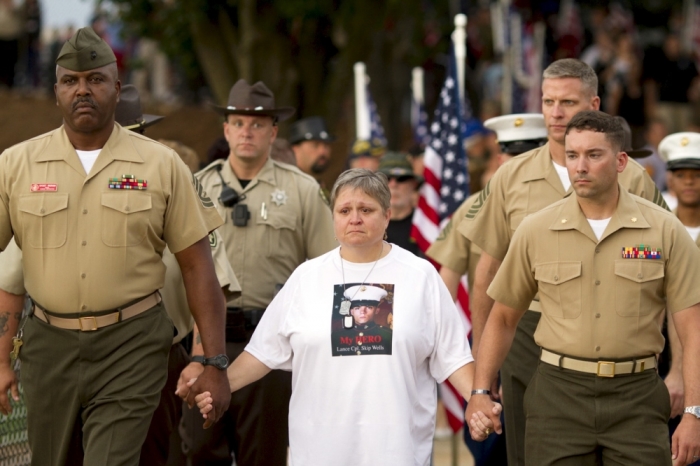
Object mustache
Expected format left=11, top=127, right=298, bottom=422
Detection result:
left=72, top=97, right=96, bottom=110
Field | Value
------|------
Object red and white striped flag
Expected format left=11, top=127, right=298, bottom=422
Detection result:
left=411, top=46, right=474, bottom=432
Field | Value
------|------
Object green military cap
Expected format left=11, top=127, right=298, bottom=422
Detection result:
left=56, top=27, right=117, bottom=71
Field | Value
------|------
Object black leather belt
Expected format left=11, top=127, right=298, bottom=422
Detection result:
left=225, top=308, right=265, bottom=342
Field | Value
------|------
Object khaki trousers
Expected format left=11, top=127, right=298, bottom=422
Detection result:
left=524, top=361, right=672, bottom=465
left=500, top=309, right=541, bottom=466
left=21, top=304, right=173, bottom=466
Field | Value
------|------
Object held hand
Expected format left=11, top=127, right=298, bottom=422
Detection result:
left=0, top=364, right=19, bottom=416
left=465, top=395, right=503, bottom=442
left=672, top=416, right=700, bottom=466
left=186, top=366, right=231, bottom=428
left=175, top=362, right=205, bottom=402
left=665, top=371, right=685, bottom=419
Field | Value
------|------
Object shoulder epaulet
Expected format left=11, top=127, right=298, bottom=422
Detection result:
left=196, top=159, right=226, bottom=178
left=270, top=158, right=318, bottom=183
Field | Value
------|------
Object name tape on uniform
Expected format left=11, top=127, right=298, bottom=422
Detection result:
left=30, top=183, right=58, bottom=192
left=108, top=174, right=148, bottom=190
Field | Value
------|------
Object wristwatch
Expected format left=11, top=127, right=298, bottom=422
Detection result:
left=684, top=406, right=700, bottom=419
left=192, top=354, right=230, bottom=370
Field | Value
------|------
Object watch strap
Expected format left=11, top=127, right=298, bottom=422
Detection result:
left=684, top=406, right=700, bottom=418
left=471, top=389, right=491, bottom=396
left=191, top=355, right=205, bottom=364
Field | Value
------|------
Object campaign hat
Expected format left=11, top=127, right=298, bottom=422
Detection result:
left=213, top=79, right=295, bottom=122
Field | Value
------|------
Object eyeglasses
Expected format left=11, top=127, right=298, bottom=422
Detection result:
left=387, top=175, right=414, bottom=183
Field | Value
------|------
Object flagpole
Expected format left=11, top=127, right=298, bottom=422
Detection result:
left=452, top=14, right=467, bottom=105
left=411, top=67, right=425, bottom=122
left=500, top=0, right=512, bottom=114
left=354, top=62, right=370, bottom=140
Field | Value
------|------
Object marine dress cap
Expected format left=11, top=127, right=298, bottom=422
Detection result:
left=114, top=85, right=164, bottom=130
left=659, top=132, right=700, bottom=170
left=288, top=117, right=335, bottom=145
left=614, top=116, right=652, bottom=159
left=344, top=285, right=387, bottom=305
left=55, top=27, right=117, bottom=71
left=484, top=113, right=547, bottom=155
left=213, top=79, right=295, bottom=121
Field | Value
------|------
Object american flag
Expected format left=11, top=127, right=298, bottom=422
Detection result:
left=411, top=47, right=472, bottom=433
left=411, top=96, right=430, bottom=147
left=367, top=87, right=388, bottom=147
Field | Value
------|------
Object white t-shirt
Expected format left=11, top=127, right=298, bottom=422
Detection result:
left=587, top=218, right=612, bottom=241
left=75, top=149, right=101, bottom=174
left=552, top=160, right=571, bottom=191
left=685, top=225, right=700, bottom=242
left=246, top=244, right=473, bottom=466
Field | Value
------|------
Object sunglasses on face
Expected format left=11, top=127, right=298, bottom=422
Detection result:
left=387, top=175, right=414, bottom=183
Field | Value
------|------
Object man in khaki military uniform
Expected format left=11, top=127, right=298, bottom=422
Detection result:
left=0, top=84, right=240, bottom=466
left=178, top=79, right=336, bottom=466
left=0, top=28, right=231, bottom=466
left=467, top=110, right=700, bottom=465
left=458, top=59, right=668, bottom=466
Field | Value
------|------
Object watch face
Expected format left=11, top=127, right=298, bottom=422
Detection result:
left=211, top=355, right=230, bottom=370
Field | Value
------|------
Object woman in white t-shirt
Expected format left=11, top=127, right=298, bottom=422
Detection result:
left=179, top=169, right=499, bottom=466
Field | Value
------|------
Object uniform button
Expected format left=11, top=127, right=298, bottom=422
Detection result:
left=81, top=240, right=87, bottom=246
left=81, top=305, right=87, bottom=310
left=595, top=248, right=600, bottom=253
left=554, top=275, right=559, bottom=282
left=81, top=273, right=86, bottom=278
left=82, top=209, right=88, bottom=214
left=595, top=346, right=600, bottom=351
left=595, top=313, right=601, bottom=318
left=595, top=280, right=600, bottom=285
left=561, top=219, right=567, bottom=224
left=631, top=217, right=637, bottom=223
left=40, top=208, right=45, bottom=214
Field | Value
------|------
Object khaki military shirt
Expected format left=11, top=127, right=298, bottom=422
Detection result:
left=426, top=191, right=482, bottom=291
left=459, top=143, right=667, bottom=262
left=0, top=124, right=223, bottom=313
left=0, top=238, right=23, bottom=295
left=488, top=188, right=700, bottom=359
left=197, top=157, right=337, bottom=309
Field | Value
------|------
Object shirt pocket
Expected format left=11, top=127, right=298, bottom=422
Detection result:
left=18, top=193, right=69, bottom=249
left=101, top=192, right=153, bottom=247
left=256, top=208, right=297, bottom=257
left=613, top=260, right=665, bottom=317
left=534, top=261, right=582, bottom=319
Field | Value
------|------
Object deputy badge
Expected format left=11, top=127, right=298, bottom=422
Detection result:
left=271, top=188, right=288, bottom=206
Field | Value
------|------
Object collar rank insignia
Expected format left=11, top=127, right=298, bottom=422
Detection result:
left=271, top=188, right=288, bottom=206
left=108, top=174, right=147, bottom=190
left=621, top=244, right=661, bottom=259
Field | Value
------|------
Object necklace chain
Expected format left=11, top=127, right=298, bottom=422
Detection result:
left=340, top=243, right=384, bottom=302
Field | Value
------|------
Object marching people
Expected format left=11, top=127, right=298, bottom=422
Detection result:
left=177, top=79, right=337, bottom=466
left=0, top=83, right=241, bottom=466
left=458, top=59, right=668, bottom=466
left=181, top=168, right=500, bottom=466
left=467, top=110, right=700, bottom=466
left=0, top=27, right=230, bottom=465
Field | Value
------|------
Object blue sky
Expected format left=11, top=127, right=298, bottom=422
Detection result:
left=43, top=0, right=94, bottom=30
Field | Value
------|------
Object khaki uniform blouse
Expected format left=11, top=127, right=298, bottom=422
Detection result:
left=488, top=188, right=700, bottom=359
left=197, top=157, right=337, bottom=310
left=0, top=125, right=223, bottom=313
left=426, top=191, right=482, bottom=291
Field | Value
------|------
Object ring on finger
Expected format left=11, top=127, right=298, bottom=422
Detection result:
left=484, top=427, right=492, bottom=436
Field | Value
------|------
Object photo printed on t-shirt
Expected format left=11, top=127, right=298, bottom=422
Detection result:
left=331, top=283, right=393, bottom=356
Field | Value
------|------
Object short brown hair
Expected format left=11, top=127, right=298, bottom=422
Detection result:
left=543, top=59, right=598, bottom=98
left=330, top=169, right=391, bottom=214
left=565, top=110, right=625, bottom=152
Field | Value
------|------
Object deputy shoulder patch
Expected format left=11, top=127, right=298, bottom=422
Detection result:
left=192, top=174, right=214, bottom=208
left=464, top=181, right=491, bottom=220
left=319, top=188, right=330, bottom=206
left=209, top=232, right=218, bottom=248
